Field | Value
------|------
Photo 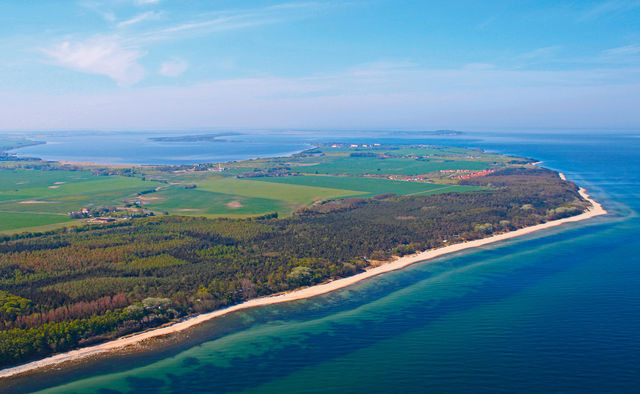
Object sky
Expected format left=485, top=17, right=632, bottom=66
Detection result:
left=0, top=0, right=639, bottom=131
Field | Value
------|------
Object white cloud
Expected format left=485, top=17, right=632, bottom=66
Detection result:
left=476, top=16, right=497, bottom=31
left=135, top=0, right=161, bottom=5
left=41, top=36, right=145, bottom=86
left=103, top=11, right=117, bottom=23
left=117, top=11, right=160, bottom=28
left=603, top=44, right=640, bottom=56
left=580, top=0, right=640, bottom=21
left=132, top=1, right=349, bottom=43
left=463, top=63, right=495, bottom=70
left=159, top=58, right=188, bottom=77
left=150, top=15, right=276, bottom=37
left=518, top=45, right=562, bottom=60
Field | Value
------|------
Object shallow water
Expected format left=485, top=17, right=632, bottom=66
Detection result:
left=6, top=131, right=640, bottom=393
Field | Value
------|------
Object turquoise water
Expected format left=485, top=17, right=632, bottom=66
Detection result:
left=6, top=132, right=640, bottom=393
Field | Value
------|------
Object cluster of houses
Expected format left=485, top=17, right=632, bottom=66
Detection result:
left=68, top=207, right=135, bottom=224
left=208, top=165, right=228, bottom=172
left=456, top=168, right=495, bottom=180
left=329, top=143, right=382, bottom=149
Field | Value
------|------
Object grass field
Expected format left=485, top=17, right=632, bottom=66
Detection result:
left=196, top=177, right=363, bottom=203
left=322, top=146, right=474, bottom=157
left=0, top=144, right=510, bottom=231
left=379, top=147, right=472, bottom=156
left=145, top=187, right=296, bottom=217
left=0, top=168, right=93, bottom=191
left=297, top=157, right=492, bottom=176
left=0, top=212, right=74, bottom=232
left=0, top=171, right=152, bottom=202
left=0, top=168, right=157, bottom=231
left=254, top=175, right=485, bottom=197
left=142, top=175, right=486, bottom=218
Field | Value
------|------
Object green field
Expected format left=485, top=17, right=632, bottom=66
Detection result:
left=144, top=186, right=296, bottom=217
left=140, top=175, right=486, bottom=218
left=298, top=156, right=492, bottom=176
left=0, top=170, right=152, bottom=202
left=0, top=144, right=516, bottom=231
left=323, top=146, right=474, bottom=157
left=254, top=175, right=484, bottom=197
left=196, top=177, right=363, bottom=203
left=379, top=147, right=472, bottom=156
left=0, top=168, right=92, bottom=191
left=0, top=212, right=74, bottom=232
left=0, top=168, right=157, bottom=231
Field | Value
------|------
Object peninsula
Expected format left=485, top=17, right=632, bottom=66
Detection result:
left=0, top=142, right=606, bottom=377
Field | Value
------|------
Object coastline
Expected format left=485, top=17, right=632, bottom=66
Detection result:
left=0, top=186, right=607, bottom=379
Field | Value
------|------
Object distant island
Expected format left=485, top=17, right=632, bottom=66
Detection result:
left=0, top=141, right=605, bottom=376
left=148, top=132, right=239, bottom=142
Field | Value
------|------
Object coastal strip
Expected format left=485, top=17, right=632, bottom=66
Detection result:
left=0, top=187, right=607, bottom=379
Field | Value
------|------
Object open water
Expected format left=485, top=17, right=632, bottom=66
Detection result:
left=8, top=131, right=313, bottom=165
left=5, top=131, right=639, bottom=393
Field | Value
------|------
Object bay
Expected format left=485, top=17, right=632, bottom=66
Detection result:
left=8, top=131, right=313, bottom=165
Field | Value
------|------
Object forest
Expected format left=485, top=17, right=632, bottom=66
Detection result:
left=0, top=166, right=589, bottom=367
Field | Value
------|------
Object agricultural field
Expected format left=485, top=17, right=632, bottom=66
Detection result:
left=0, top=143, right=527, bottom=232
left=0, top=212, right=74, bottom=232
left=0, top=168, right=157, bottom=232
left=218, top=144, right=515, bottom=177
left=142, top=186, right=296, bottom=217
left=295, top=156, right=492, bottom=176
left=254, top=175, right=484, bottom=197
left=140, top=175, right=486, bottom=218
left=196, top=177, right=363, bottom=204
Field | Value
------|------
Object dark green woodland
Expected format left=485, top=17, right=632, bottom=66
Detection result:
left=0, top=166, right=588, bottom=367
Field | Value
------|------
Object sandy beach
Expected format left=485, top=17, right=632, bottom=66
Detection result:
left=0, top=186, right=607, bottom=379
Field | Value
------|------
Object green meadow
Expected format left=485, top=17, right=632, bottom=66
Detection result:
left=0, top=212, right=74, bottom=232
left=196, top=177, right=363, bottom=203
left=298, top=156, right=492, bottom=176
left=0, top=144, right=508, bottom=231
left=0, top=169, right=152, bottom=201
left=0, top=168, right=156, bottom=232
left=254, top=175, right=484, bottom=197
left=144, top=186, right=296, bottom=217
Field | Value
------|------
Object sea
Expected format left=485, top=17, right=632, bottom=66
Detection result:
left=4, top=130, right=639, bottom=393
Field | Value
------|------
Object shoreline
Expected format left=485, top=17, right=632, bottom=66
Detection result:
left=0, top=186, right=607, bottom=379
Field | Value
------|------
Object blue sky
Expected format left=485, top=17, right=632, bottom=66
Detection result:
left=1, top=0, right=639, bottom=131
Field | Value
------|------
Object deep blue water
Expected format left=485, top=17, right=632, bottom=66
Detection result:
left=5, top=131, right=640, bottom=393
